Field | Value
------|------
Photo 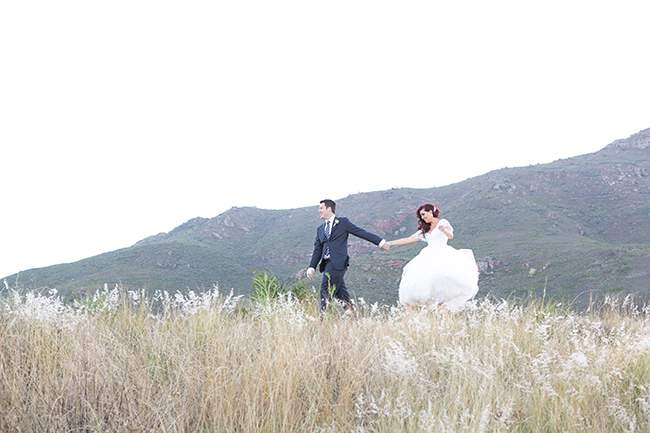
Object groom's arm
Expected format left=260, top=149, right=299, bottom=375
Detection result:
left=342, top=218, right=387, bottom=249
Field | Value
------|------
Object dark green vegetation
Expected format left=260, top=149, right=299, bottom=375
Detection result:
left=5, top=128, right=650, bottom=307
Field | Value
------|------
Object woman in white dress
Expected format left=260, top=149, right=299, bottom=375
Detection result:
left=386, top=203, right=479, bottom=311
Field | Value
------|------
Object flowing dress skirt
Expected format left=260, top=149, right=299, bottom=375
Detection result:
left=398, top=244, right=479, bottom=310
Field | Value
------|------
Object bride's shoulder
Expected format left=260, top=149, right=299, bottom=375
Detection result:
left=438, top=218, right=454, bottom=231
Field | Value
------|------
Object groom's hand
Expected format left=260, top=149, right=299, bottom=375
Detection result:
left=307, top=268, right=315, bottom=279
left=381, top=243, right=390, bottom=251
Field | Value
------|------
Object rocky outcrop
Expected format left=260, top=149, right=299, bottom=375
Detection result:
left=133, top=232, right=167, bottom=246
left=607, top=128, right=650, bottom=149
left=476, top=257, right=507, bottom=274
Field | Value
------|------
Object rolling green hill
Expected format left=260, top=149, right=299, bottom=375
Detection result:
left=5, top=128, right=650, bottom=307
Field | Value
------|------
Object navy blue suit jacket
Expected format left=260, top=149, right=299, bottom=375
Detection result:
left=309, top=217, right=383, bottom=272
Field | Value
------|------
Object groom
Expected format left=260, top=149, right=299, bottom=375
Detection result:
left=307, top=199, right=388, bottom=310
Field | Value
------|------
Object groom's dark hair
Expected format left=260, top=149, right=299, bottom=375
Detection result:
left=320, top=199, right=336, bottom=213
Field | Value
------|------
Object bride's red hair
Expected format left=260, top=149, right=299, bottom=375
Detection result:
left=416, top=203, right=440, bottom=235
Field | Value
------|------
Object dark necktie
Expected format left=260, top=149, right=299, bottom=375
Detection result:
left=324, top=220, right=331, bottom=259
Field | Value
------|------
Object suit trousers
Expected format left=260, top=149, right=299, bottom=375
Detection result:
left=319, top=260, right=351, bottom=310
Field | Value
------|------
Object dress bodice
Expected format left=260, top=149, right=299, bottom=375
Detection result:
left=413, top=219, right=453, bottom=247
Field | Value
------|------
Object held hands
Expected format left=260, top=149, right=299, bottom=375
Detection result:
left=381, top=241, right=390, bottom=252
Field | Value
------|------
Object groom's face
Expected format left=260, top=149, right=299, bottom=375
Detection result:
left=318, top=203, right=334, bottom=220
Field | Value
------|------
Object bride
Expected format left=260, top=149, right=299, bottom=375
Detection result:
left=386, top=203, right=479, bottom=311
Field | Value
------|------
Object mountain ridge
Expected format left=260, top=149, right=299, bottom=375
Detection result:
left=5, top=128, right=650, bottom=307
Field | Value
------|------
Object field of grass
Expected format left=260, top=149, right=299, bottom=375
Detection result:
left=1, top=282, right=650, bottom=432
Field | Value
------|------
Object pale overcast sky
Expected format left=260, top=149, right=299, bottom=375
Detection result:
left=1, top=1, right=649, bottom=279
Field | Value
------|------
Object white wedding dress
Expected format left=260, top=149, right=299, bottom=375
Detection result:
left=398, top=219, right=479, bottom=310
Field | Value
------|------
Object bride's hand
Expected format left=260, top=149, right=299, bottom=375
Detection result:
left=438, top=225, right=453, bottom=239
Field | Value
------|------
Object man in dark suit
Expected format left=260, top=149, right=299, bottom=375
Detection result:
left=307, top=199, right=388, bottom=310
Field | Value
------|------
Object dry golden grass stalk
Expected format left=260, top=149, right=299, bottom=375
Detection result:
left=1, top=286, right=649, bottom=432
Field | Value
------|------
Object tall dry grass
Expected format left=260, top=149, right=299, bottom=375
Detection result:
left=1, top=283, right=650, bottom=432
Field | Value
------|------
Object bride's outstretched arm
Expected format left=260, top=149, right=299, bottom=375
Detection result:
left=387, top=235, right=419, bottom=247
